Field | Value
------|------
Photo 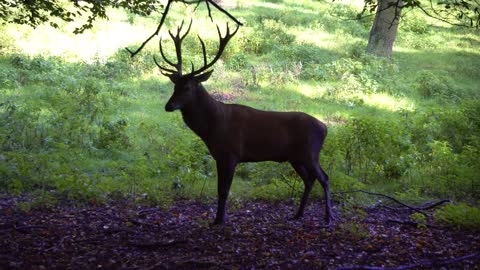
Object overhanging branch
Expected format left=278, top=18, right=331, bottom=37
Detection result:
left=125, top=0, right=243, bottom=58
left=125, top=0, right=174, bottom=58
left=333, top=0, right=479, bottom=28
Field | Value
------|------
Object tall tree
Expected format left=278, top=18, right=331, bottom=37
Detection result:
left=366, top=0, right=403, bottom=58
left=359, top=0, right=479, bottom=58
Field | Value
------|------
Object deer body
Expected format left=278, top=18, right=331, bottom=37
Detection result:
left=157, top=21, right=333, bottom=225
left=178, top=84, right=327, bottom=164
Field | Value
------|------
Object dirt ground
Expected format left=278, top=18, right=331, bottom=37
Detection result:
left=1, top=195, right=479, bottom=269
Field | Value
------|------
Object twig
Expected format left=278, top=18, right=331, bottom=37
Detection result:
left=333, top=190, right=430, bottom=215
left=336, top=252, right=480, bottom=270
left=205, top=0, right=213, bottom=22
left=14, top=225, right=48, bottom=232
left=386, top=219, right=442, bottom=229
left=418, top=199, right=450, bottom=210
left=379, top=199, right=450, bottom=212
left=175, top=259, right=229, bottom=270
left=101, top=211, right=158, bottom=228
left=128, top=239, right=188, bottom=250
left=125, top=0, right=173, bottom=58
left=125, top=0, right=242, bottom=58
left=416, top=4, right=472, bottom=28
left=136, top=207, right=160, bottom=216
left=206, top=0, right=243, bottom=26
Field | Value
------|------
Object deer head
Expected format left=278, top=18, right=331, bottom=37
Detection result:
left=155, top=20, right=239, bottom=112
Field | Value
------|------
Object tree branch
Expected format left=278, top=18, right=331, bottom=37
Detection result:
left=332, top=0, right=479, bottom=28
left=206, top=0, right=244, bottom=26
left=417, top=199, right=450, bottom=210
left=386, top=218, right=442, bottom=229
left=124, top=0, right=243, bottom=58
left=332, top=190, right=447, bottom=215
left=416, top=4, right=472, bottom=28
left=125, top=0, right=173, bottom=58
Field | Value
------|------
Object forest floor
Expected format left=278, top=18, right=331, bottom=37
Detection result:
left=1, top=194, right=479, bottom=270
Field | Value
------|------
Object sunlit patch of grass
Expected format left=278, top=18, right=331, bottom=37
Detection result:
left=6, top=23, right=151, bottom=62
left=294, top=82, right=326, bottom=99
left=295, top=31, right=339, bottom=49
left=364, top=93, right=416, bottom=112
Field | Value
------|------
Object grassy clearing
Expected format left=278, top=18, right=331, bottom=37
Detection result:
left=0, top=0, right=479, bottom=209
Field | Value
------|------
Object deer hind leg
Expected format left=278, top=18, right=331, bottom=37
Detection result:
left=291, top=162, right=315, bottom=219
left=311, top=163, right=333, bottom=225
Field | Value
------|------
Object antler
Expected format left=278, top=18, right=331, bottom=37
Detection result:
left=154, top=19, right=193, bottom=76
left=189, top=23, right=240, bottom=77
left=155, top=20, right=239, bottom=78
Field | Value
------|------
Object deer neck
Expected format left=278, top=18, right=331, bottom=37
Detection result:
left=180, top=84, right=221, bottom=140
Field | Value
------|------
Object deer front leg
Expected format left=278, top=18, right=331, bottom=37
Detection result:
left=213, top=158, right=237, bottom=225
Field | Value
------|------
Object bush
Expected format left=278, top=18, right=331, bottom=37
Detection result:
left=415, top=71, right=455, bottom=99
left=96, top=119, right=131, bottom=150
left=434, top=203, right=480, bottom=230
left=246, top=19, right=296, bottom=54
left=400, top=13, right=430, bottom=34
left=335, top=117, right=410, bottom=183
left=407, top=106, right=473, bottom=153
left=320, top=56, right=400, bottom=104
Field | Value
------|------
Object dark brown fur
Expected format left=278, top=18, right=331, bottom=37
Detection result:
left=165, top=74, right=333, bottom=225
left=157, top=21, right=332, bottom=225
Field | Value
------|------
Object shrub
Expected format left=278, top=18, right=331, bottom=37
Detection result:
left=434, top=203, right=480, bottom=230
left=415, top=71, right=453, bottom=99
left=335, top=117, right=410, bottom=183
left=17, top=191, right=59, bottom=212
left=404, top=139, right=479, bottom=200
left=247, top=19, right=296, bottom=54
left=407, top=107, right=473, bottom=153
left=320, top=56, right=399, bottom=102
left=96, top=119, right=131, bottom=150
left=227, top=54, right=249, bottom=71
left=400, top=13, right=430, bottom=34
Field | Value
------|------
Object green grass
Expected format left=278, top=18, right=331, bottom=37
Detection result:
left=0, top=0, right=479, bottom=208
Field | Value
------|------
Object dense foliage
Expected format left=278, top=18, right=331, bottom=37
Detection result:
left=0, top=0, right=479, bottom=216
left=2, top=0, right=479, bottom=31
left=0, top=0, right=162, bottom=33
left=358, top=0, right=480, bottom=28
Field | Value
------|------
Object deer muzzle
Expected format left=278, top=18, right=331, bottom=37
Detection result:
left=165, top=102, right=180, bottom=112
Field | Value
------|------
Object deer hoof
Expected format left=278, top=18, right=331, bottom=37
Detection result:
left=210, top=218, right=225, bottom=227
left=291, top=213, right=303, bottom=220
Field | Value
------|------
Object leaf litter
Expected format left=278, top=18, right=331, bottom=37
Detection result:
left=0, top=195, right=478, bottom=269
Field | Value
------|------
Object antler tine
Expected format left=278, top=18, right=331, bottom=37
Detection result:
left=189, top=23, right=240, bottom=77
left=153, top=55, right=177, bottom=75
left=156, top=19, right=194, bottom=76
left=168, top=19, right=193, bottom=74
left=158, top=38, right=177, bottom=68
left=182, top=19, right=193, bottom=41
left=190, top=61, right=195, bottom=74
left=198, top=35, right=208, bottom=67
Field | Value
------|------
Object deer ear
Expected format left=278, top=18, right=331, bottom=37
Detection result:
left=195, top=70, right=213, bottom=82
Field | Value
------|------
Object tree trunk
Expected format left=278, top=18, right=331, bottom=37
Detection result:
left=366, top=0, right=404, bottom=58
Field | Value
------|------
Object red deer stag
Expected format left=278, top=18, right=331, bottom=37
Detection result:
left=156, top=20, right=333, bottom=225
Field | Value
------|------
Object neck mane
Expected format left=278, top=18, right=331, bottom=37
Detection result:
left=180, top=84, right=221, bottom=140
